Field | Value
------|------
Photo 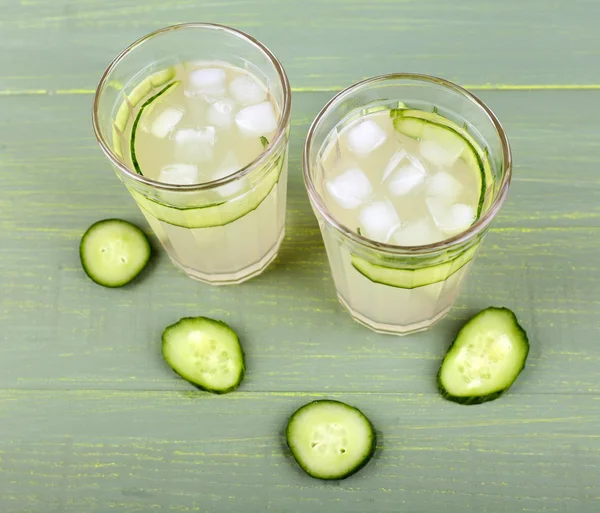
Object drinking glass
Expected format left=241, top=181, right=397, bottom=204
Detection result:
left=303, top=74, right=512, bottom=334
left=93, top=23, right=291, bottom=285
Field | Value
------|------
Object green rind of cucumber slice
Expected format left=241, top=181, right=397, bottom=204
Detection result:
left=409, top=108, right=493, bottom=215
left=130, top=80, right=182, bottom=176
left=392, top=107, right=492, bottom=170
left=129, top=154, right=284, bottom=229
left=390, top=108, right=494, bottom=218
left=393, top=110, right=487, bottom=219
left=437, top=307, right=530, bottom=405
left=113, top=67, right=176, bottom=138
left=286, top=400, right=376, bottom=480
left=351, top=243, right=477, bottom=289
left=79, top=219, right=151, bottom=288
left=260, top=136, right=269, bottom=148
left=162, top=316, right=245, bottom=394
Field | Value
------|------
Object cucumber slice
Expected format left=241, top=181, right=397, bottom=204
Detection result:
left=393, top=108, right=494, bottom=217
left=162, top=317, right=245, bottom=394
left=393, top=113, right=487, bottom=218
left=129, top=154, right=283, bottom=229
left=127, top=77, right=153, bottom=108
left=150, top=66, right=176, bottom=88
left=437, top=307, right=529, bottom=404
left=130, top=80, right=182, bottom=176
left=112, top=68, right=175, bottom=143
left=114, top=96, right=131, bottom=132
left=286, top=400, right=376, bottom=480
left=112, top=125, right=123, bottom=158
left=420, top=122, right=467, bottom=166
left=79, top=219, right=151, bottom=288
left=351, top=243, right=477, bottom=289
left=391, top=115, right=425, bottom=139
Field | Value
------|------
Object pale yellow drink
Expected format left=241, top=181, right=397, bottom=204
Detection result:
left=114, top=61, right=286, bottom=284
left=315, top=105, right=485, bottom=332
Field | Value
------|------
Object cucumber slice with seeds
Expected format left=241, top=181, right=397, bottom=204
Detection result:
left=351, top=243, right=478, bottom=289
left=162, top=317, right=245, bottom=394
left=130, top=80, right=182, bottom=176
left=286, top=400, right=376, bottom=480
left=438, top=307, right=529, bottom=404
left=79, top=219, right=151, bottom=288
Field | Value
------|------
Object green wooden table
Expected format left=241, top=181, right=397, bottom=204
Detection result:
left=2, top=1, right=599, bottom=511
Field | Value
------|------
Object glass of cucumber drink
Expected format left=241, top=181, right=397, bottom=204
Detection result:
left=93, top=24, right=291, bottom=285
left=303, top=74, right=512, bottom=335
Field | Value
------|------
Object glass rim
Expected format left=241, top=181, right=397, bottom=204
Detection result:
left=302, top=72, right=512, bottom=256
left=92, top=22, right=292, bottom=192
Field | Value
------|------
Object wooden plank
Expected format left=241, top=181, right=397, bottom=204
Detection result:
left=1, top=390, right=599, bottom=512
left=2, top=224, right=600, bottom=395
left=0, top=0, right=599, bottom=93
left=1, top=91, right=600, bottom=394
left=2, top=90, right=599, bottom=230
left=2, top=0, right=598, bottom=510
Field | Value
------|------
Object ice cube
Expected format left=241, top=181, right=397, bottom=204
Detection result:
left=212, top=153, right=246, bottom=197
left=419, top=134, right=465, bottom=167
left=446, top=203, right=476, bottom=234
left=229, top=75, right=266, bottom=106
left=173, top=127, right=216, bottom=163
left=392, top=217, right=443, bottom=246
left=149, top=107, right=184, bottom=139
left=158, top=163, right=199, bottom=185
left=426, top=197, right=446, bottom=229
left=187, top=68, right=227, bottom=97
left=381, top=150, right=407, bottom=182
left=426, top=198, right=475, bottom=236
left=325, top=167, right=373, bottom=210
left=387, top=158, right=427, bottom=196
left=358, top=200, right=401, bottom=243
left=183, top=60, right=213, bottom=71
left=235, top=101, right=278, bottom=137
left=346, top=119, right=387, bottom=156
left=427, top=171, right=464, bottom=202
left=207, top=98, right=236, bottom=128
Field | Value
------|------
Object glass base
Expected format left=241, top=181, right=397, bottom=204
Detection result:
left=337, top=294, right=452, bottom=335
left=169, top=230, right=284, bottom=285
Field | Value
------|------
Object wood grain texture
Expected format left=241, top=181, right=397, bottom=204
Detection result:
left=1, top=391, right=599, bottom=512
left=0, top=0, right=599, bottom=93
left=1, top=91, right=600, bottom=395
left=1, top=0, right=600, bottom=511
